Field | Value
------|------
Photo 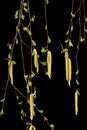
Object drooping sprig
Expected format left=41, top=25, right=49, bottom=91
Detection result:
left=0, top=0, right=54, bottom=130
left=61, top=0, right=87, bottom=116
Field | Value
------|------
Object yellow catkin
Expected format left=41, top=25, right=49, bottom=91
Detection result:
left=75, top=90, right=78, bottom=115
left=47, top=50, right=52, bottom=78
left=29, top=125, right=36, bottom=130
left=34, top=49, right=39, bottom=73
left=8, top=60, right=13, bottom=85
left=65, top=52, right=69, bottom=81
left=30, top=94, right=35, bottom=121
left=68, top=58, right=72, bottom=86
left=65, top=51, right=72, bottom=86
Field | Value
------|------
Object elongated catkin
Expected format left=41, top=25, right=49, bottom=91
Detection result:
left=47, top=50, right=52, bottom=78
left=68, top=58, right=72, bottom=86
left=65, top=51, right=72, bottom=86
left=33, top=49, right=39, bottom=73
left=30, top=94, right=35, bottom=121
left=8, top=60, right=13, bottom=85
left=75, top=90, right=78, bottom=115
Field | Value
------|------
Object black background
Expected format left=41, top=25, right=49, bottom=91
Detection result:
left=0, top=0, right=87, bottom=130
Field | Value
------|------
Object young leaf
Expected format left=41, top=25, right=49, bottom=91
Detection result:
left=50, top=124, right=54, bottom=130
left=84, top=28, right=87, bottom=33
left=41, top=61, right=47, bottom=66
left=47, top=36, right=51, bottom=44
left=45, top=0, right=49, bottom=5
left=23, top=27, right=28, bottom=31
left=23, top=2, right=28, bottom=7
left=69, top=40, right=73, bottom=47
left=60, top=48, right=68, bottom=54
left=31, top=15, right=35, bottom=22
left=80, top=37, right=85, bottom=43
left=85, top=18, right=87, bottom=22
left=0, top=109, right=4, bottom=116
left=71, top=12, right=76, bottom=18
left=41, top=47, right=47, bottom=53
left=24, top=7, right=29, bottom=13
left=0, top=98, right=5, bottom=102
left=14, top=10, right=19, bottom=19
left=21, top=14, right=25, bottom=20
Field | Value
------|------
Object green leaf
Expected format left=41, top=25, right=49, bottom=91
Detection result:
left=79, top=37, right=85, bottom=43
left=27, top=29, right=32, bottom=36
left=60, top=48, right=68, bottom=54
left=18, top=101, right=23, bottom=105
left=45, top=0, right=49, bottom=4
left=64, top=39, right=69, bottom=43
left=69, top=40, right=73, bottom=47
left=32, top=49, right=35, bottom=56
left=50, top=124, right=54, bottom=130
left=31, top=15, right=35, bottom=22
left=16, top=26, right=20, bottom=33
left=45, top=25, right=47, bottom=30
left=23, top=27, right=28, bottom=31
left=21, top=14, right=25, bottom=20
left=76, top=70, right=79, bottom=75
left=24, top=7, right=29, bottom=13
left=24, top=75, right=28, bottom=81
left=44, top=117, right=48, bottom=121
left=28, top=81, right=32, bottom=87
left=26, top=84, right=30, bottom=93
left=14, top=10, right=19, bottom=19
left=41, top=61, right=47, bottom=66
left=71, top=25, right=73, bottom=31
left=31, top=72, right=36, bottom=78
left=8, top=53, right=11, bottom=59
left=26, top=122, right=31, bottom=126
left=39, top=110, right=43, bottom=114
left=16, top=38, right=18, bottom=45
left=32, top=40, right=36, bottom=46
left=85, top=18, right=87, bottom=22
left=84, top=28, right=87, bottom=33
left=0, top=109, right=4, bottom=116
left=7, top=43, right=12, bottom=49
left=12, top=61, right=16, bottom=65
left=76, top=80, right=80, bottom=85
left=0, top=98, right=5, bottom=102
left=41, top=47, right=47, bottom=53
left=47, top=36, right=51, bottom=44
left=66, top=29, right=69, bottom=35
left=23, top=2, right=28, bottom=7
left=71, top=12, right=76, bottom=18
left=16, top=95, right=19, bottom=100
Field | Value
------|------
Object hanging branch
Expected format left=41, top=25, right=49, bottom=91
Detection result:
left=61, top=0, right=87, bottom=115
left=61, top=0, right=75, bottom=86
left=43, top=0, right=52, bottom=79
left=0, top=0, right=54, bottom=130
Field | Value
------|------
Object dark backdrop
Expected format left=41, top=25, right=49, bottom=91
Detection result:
left=0, top=0, right=86, bottom=130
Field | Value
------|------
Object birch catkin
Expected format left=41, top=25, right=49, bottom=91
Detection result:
left=68, top=58, right=72, bottom=86
left=8, top=60, right=13, bottom=85
left=65, top=51, right=69, bottom=81
left=65, top=51, right=72, bottom=86
left=30, top=94, right=35, bottom=121
left=47, top=50, right=52, bottom=78
left=75, top=90, right=78, bottom=115
left=33, top=49, right=39, bottom=73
